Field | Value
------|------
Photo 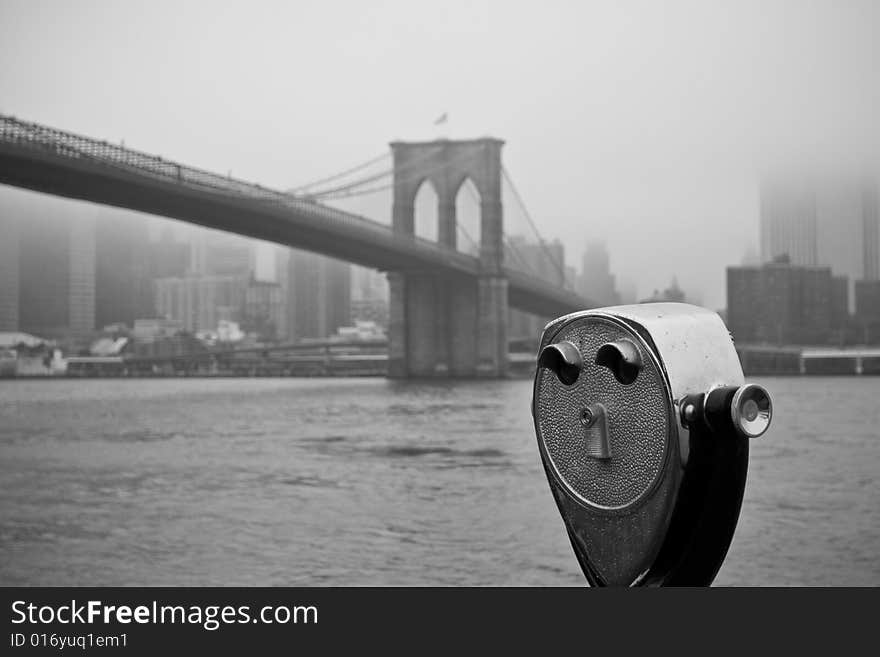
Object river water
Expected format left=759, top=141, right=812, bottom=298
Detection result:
left=0, top=376, right=877, bottom=586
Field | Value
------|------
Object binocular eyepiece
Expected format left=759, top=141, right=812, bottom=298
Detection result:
left=533, top=303, right=772, bottom=586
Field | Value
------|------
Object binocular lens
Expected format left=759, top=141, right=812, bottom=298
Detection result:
left=731, top=384, right=772, bottom=438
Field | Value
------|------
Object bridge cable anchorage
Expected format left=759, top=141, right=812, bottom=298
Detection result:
left=289, top=151, right=390, bottom=193
left=302, top=145, right=447, bottom=200
left=501, top=166, right=569, bottom=287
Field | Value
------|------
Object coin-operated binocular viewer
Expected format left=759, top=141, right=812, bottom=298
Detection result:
left=533, top=303, right=771, bottom=586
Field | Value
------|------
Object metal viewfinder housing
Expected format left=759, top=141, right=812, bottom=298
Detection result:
left=532, top=303, right=771, bottom=586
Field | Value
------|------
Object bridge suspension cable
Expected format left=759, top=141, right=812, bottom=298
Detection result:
left=313, top=147, right=470, bottom=201
left=311, top=179, right=394, bottom=201
left=502, top=166, right=568, bottom=286
left=299, top=165, right=394, bottom=199
left=303, top=146, right=446, bottom=200
left=461, top=174, right=543, bottom=277
left=289, top=151, right=390, bottom=193
left=288, top=147, right=571, bottom=291
left=289, top=143, right=572, bottom=288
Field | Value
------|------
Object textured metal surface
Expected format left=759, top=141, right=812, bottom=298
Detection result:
left=536, top=315, right=671, bottom=510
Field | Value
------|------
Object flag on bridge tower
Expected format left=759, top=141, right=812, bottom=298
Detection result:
left=433, top=112, right=448, bottom=125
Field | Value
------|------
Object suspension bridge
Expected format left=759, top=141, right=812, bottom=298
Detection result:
left=0, top=114, right=591, bottom=377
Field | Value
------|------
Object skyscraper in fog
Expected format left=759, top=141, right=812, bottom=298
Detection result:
left=760, top=176, right=880, bottom=311
left=155, top=274, right=249, bottom=333
left=152, top=228, right=263, bottom=335
left=95, top=211, right=153, bottom=329
left=68, top=215, right=96, bottom=335
left=578, top=241, right=620, bottom=306
left=279, top=249, right=351, bottom=340
left=150, top=226, right=190, bottom=279
left=351, top=266, right=389, bottom=305
left=243, top=279, right=284, bottom=340
left=0, top=214, right=19, bottom=331
left=190, top=229, right=254, bottom=277
left=16, top=212, right=95, bottom=337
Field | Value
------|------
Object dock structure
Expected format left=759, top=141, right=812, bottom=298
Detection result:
left=737, top=346, right=880, bottom=376
left=63, top=341, right=389, bottom=378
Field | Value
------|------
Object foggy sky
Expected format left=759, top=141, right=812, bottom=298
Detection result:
left=1, top=0, right=878, bottom=308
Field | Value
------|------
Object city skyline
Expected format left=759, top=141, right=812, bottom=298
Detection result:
left=4, top=1, right=879, bottom=310
left=3, top=172, right=877, bottom=345
left=0, top=185, right=360, bottom=343
left=760, top=173, right=879, bottom=311
left=0, top=180, right=709, bottom=340
left=0, top=182, right=639, bottom=347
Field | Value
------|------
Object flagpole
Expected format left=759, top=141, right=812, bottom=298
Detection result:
left=433, top=112, right=448, bottom=139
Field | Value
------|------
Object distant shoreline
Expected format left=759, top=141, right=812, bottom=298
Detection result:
left=2, top=370, right=878, bottom=381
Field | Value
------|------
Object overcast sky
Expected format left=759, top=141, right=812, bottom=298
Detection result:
left=2, top=0, right=878, bottom=308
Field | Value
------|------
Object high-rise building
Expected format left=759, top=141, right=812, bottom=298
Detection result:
left=831, top=276, right=849, bottom=329
left=68, top=215, right=96, bottom=335
left=280, top=249, right=351, bottom=341
left=727, top=256, right=836, bottom=345
left=190, top=229, right=254, bottom=277
left=350, top=266, right=389, bottom=330
left=95, top=211, right=153, bottom=329
left=759, top=175, right=879, bottom=311
left=155, top=274, right=249, bottom=334
left=243, top=280, right=284, bottom=340
left=759, top=177, right=818, bottom=266
left=151, top=228, right=259, bottom=335
left=854, top=279, right=880, bottom=344
left=273, top=247, right=290, bottom=339
left=855, top=280, right=880, bottom=323
left=18, top=213, right=69, bottom=335
left=149, top=226, right=190, bottom=280
left=578, top=241, right=620, bottom=306
left=0, top=214, right=19, bottom=331
left=17, top=211, right=95, bottom=338
left=351, top=266, right=389, bottom=305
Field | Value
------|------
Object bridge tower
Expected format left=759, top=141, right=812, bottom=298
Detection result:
left=387, top=138, right=508, bottom=378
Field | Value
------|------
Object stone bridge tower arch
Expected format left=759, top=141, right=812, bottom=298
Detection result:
left=387, top=138, right=508, bottom=377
